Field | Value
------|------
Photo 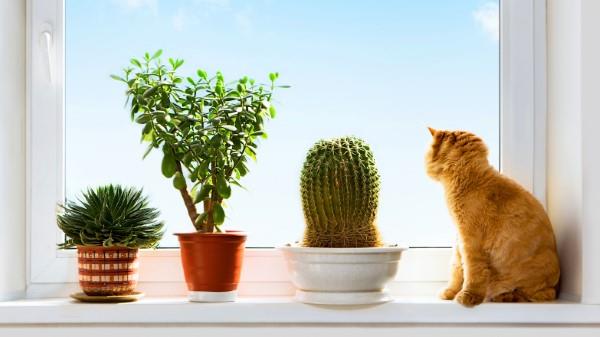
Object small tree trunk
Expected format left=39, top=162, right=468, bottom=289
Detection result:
left=175, top=161, right=199, bottom=231
left=203, top=198, right=214, bottom=233
left=202, top=159, right=220, bottom=233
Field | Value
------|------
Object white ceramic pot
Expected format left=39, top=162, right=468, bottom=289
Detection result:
left=279, top=246, right=407, bottom=305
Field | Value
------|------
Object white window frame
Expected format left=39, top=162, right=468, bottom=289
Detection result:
left=25, top=0, right=547, bottom=298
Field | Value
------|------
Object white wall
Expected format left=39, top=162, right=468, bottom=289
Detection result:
left=3, top=326, right=600, bottom=337
left=580, top=0, right=600, bottom=304
left=547, top=0, right=600, bottom=303
left=547, top=0, right=583, bottom=302
left=0, top=0, right=26, bottom=300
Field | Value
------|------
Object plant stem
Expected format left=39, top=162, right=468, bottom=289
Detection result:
left=204, top=159, right=219, bottom=233
left=203, top=198, right=212, bottom=233
left=175, top=161, right=200, bottom=231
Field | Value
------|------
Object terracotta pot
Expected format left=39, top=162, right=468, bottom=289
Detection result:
left=175, top=231, right=246, bottom=302
left=76, top=246, right=139, bottom=296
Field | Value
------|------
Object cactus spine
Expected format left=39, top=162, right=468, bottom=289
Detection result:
left=300, top=136, right=382, bottom=247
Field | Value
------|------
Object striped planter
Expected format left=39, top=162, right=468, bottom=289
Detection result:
left=77, top=246, right=139, bottom=296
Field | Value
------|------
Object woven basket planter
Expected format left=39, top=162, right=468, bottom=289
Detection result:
left=77, top=246, right=139, bottom=296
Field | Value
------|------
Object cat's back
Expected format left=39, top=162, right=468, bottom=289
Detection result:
left=449, top=169, right=555, bottom=246
left=489, top=173, right=551, bottom=229
left=480, top=172, right=558, bottom=269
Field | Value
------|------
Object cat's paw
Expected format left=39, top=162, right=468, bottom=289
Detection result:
left=455, top=290, right=485, bottom=307
left=438, top=287, right=460, bottom=300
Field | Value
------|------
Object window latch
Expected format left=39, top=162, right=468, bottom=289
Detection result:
left=40, top=29, right=53, bottom=83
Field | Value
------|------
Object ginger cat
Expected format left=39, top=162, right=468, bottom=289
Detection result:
left=425, top=128, right=560, bottom=307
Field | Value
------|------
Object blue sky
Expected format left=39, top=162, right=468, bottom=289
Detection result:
left=66, top=0, right=499, bottom=247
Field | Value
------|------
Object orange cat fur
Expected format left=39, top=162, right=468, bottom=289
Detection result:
left=425, top=127, right=560, bottom=307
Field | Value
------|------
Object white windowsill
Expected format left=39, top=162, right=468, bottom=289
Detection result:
left=0, top=297, right=598, bottom=325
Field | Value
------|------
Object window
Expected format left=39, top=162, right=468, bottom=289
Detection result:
left=27, top=0, right=546, bottom=295
left=65, top=0, right=499, bottom=248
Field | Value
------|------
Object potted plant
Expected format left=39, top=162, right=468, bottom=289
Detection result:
left=114, top=50, right=284, bottom=302
left=57, top=185, right=164, bottom=302
left=280, top=136, right=406, bottom=305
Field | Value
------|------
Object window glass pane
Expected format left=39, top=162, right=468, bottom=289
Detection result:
left=66, top=0, right=499, bottom=247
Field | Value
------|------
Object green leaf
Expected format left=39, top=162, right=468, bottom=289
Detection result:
left=236, top=162, right=248, bottom=177
left=221, top=125, right=237, bottom=132
left=269, top=72, right=279, bottom=82
left=190, top=182, right=200, bottom=195
left=210, top=134, right=223, bottom=146
left=141, top=123, right=153, bottom=142
left=212, top=203, right=225, bottom=225
left=269, top=105, right=277, bottom=118
left=142, top=86, right=157, bottom=98
left=197, top=69, right=208, bottom=80
left=216, top=175, right=231, bottom=199
left=142, top=130, right=154, bottom=142
left=182, top=152, right=193, bottom=166
left=130, top=58, right=142, bottom=68
left=135, top=114, right=152, bottom=124
left=151, top=49, right=163, bottom=60
left=161, top=154, right=177, bottom=178
left=173, top=172, right=186, bottom=190
left=142, top=143, right=154, bottom=159
left=194, top=184, right=212, bottom=203
left=245, top=147, right=257, bottom=161
left=130, top=104, right=139, bottom=121
left=197, top=160, right=210, bottom=177
left=110, top=74, right=126, bottom=82
left=230, top=179, right=246, bottom=190
left=174, top=59, right=184, bottom=69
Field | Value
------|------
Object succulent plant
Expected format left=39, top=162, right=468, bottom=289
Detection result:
left=114, top=50, right=287, bottom=233
left=57, top=185, right=164, bottom=248
left=300, top=136, right=382, bottom=248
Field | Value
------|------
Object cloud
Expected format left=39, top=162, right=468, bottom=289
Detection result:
left=168, top=1, right=253, bottom=36
left=193, top=0, right=230, bottom=9
left=172, top=8, right=186, bottom=31
left=114, top=0, right=250, bottom=35
left=473, top=1, right=499, bottom=42
left=113, top=0, right=158, bottom=15
left=234, top=11, right=253, bottom=36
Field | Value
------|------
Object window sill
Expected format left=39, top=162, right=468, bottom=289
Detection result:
left=0, top=297, right=597, bottom=325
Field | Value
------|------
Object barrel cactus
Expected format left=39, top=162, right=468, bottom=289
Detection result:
left=300, top=136, right=382, bottom=248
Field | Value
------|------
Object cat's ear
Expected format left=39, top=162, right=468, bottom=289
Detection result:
left=427, top=127, right=437, bottom=136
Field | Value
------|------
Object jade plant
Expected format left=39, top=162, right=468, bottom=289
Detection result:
left=300, top=136, right=382, bottom=248
left=113, top=50, right=284, bottom=233
left=57, top=185, right=164, bottom=248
